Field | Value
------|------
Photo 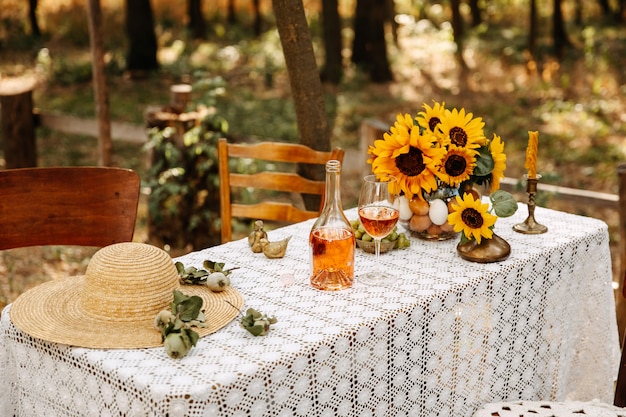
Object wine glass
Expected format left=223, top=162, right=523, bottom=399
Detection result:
left=357, top=174, right=400, bottom=285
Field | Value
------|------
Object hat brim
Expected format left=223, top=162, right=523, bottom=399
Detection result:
left=10, top=275, right=244, bottom=349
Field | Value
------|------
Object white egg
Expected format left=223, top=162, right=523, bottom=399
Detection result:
left=397, top=196, right=413, bottom=221
left=428, top=199, right=449, bottom=225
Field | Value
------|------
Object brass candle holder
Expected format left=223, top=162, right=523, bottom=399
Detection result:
left=513, top=174, right=548, bottom=234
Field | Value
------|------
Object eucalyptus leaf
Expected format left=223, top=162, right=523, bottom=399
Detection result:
left=171, top=290, right=188, bottom=311
left=176, top=295, right=203, bottom=322
left=185, top=327, right=200, bottom=347
left=246, top=324, right=266, bottom=337
left=490, top=190, right=518, bottom=218
left=239, top=308, right=277, bottom=336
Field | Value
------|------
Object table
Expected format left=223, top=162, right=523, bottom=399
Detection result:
left=0, top=204, right=620, bottom=417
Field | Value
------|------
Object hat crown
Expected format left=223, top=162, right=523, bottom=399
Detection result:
left=81, top=242, right=179, bottom=322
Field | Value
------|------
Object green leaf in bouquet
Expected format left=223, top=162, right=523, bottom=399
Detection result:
left=490, top=190, right=518, bottom=218
left=472, top=146, right=494, bottom=177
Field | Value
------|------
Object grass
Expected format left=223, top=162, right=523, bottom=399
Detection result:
left=1, top=1, right=625, bottom=309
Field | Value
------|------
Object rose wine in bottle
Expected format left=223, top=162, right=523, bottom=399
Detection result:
left=309, top=160, right=355, bottom=291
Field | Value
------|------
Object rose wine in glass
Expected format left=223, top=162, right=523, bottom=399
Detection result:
left=358, top=174, right=400, bottom=285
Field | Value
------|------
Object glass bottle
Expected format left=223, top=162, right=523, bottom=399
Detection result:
left=309, top=159, right=355, bottom=291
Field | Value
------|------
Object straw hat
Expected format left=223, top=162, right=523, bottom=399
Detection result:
left=10, top=242, right=244, bottom=349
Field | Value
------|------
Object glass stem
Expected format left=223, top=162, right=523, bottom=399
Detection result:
left=374, top=238, right=381, bottom=271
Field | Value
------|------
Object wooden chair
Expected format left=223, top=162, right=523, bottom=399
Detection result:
left=0, top=166, right=141, bottom=250
left=217, top=138, right=345, bottom=243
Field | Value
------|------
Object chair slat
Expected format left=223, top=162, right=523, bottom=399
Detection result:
left=229, top=172, right=325, bottom=195
left=218, top=138, right=344, bottom=243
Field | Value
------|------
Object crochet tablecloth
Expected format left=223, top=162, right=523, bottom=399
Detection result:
left=0, top=204, right=620, bottom=417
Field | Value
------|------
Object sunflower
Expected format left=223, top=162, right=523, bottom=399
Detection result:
left=436, top=145, right=477, bottom=187
left=438, top=108, right=487, bottom=150
left=447, top=193, right=497, bottom=244
left=488, top=134, right=506, bottom=192
left=417, top=101, right=447, bottom=136
left=369, top=116, right=446, bottom=199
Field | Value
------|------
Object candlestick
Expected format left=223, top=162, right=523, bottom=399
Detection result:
left=525, top=131, right=538, bottom=179
left=513, top=174, right=547, bottom=234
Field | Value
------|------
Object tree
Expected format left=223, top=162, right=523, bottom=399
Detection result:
left=87, top=0, right=112, bottom=166
left=271, top=0, right=331, bottom=209
left=228, top=0, right=236, bottom=24
left=28, top=0, right=41, bottom=37
left=253, top=0, right=262, bottom=36
left=351, top=0, right=393, bottom=83
left=553, top=0, right=571, bottom=57
left=529, top=0, right=538, bottom=54
left=125, top=0, right=158, bottom=75
left=320, top=0, right=343, bottom=84
left=450, top=0, right=466, bottom=67
left=469, top=0, right=482, bottom=27
left=188, top=0, right=206, bottom=40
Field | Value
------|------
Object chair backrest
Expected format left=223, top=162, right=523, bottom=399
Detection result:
left=218, top=138, right=345, bottom=243
left=0, top=167, right=141, bottom=250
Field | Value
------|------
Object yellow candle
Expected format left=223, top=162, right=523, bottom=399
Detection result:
left=525, top=131, right=538, bottom=179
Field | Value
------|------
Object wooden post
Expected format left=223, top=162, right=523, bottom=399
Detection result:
left=617, top=162, right=626, bottom=297
left=359, top=118, right=390, bottom=177
left=617, top=163, right=626, bottom=347
left=170, top=84, right=192, bottom=113
left=0, top=77, right=38, bottom=168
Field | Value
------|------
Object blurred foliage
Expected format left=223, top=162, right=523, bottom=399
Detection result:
left=0, top=0, right=624, bottom=246
left=143, top=75, right=228, bottom=250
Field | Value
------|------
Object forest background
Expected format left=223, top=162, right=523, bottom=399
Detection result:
left=0, top=0, right=625, bottom=311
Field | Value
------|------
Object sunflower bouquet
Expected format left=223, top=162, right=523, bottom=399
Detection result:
left=367, top=101, right=517, bottom=244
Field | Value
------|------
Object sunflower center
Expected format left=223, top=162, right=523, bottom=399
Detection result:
left=396, top=147, right=426, bottom=177
left=450, top=126, right=468, bottom=147
left=444, top=154, right=467, bottom=177
left=461, top=208, right=484, bottom=229
left=428, top=117, right=441, bottom=133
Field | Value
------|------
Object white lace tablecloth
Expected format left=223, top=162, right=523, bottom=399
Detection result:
left=0, top=204, right=620, bottom=417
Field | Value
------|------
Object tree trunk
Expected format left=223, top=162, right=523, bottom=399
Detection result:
left=253, top=0, right=262, bottom=36
left=320, top=0, right=343, bottom=84
left=87, top=0, right=112, bottom=166
left=351, top=0, right=368, bottom=66
left=188, top=0, right=206, bottom=40
left=553, top=0, right=571, bottom=58
left=351, top=0, right=393, bottom=83
left=529, top=0, right=537, bottom=54
left=125, top=0, right=158, bottom=75
left=28, top=0, right=41, bottom=37
left=574, top=0, right=583, bottom=25
left=469, top=0, right=482, bottom=27
left=228, top=0, right=236, bottom=24
left=0, top=79, right=38, bottom=168
left=598, top=0, right=612, bottom=16
left=451, top=0, right=465, bottom=67
left=272, top=0, right=331, bottom=209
